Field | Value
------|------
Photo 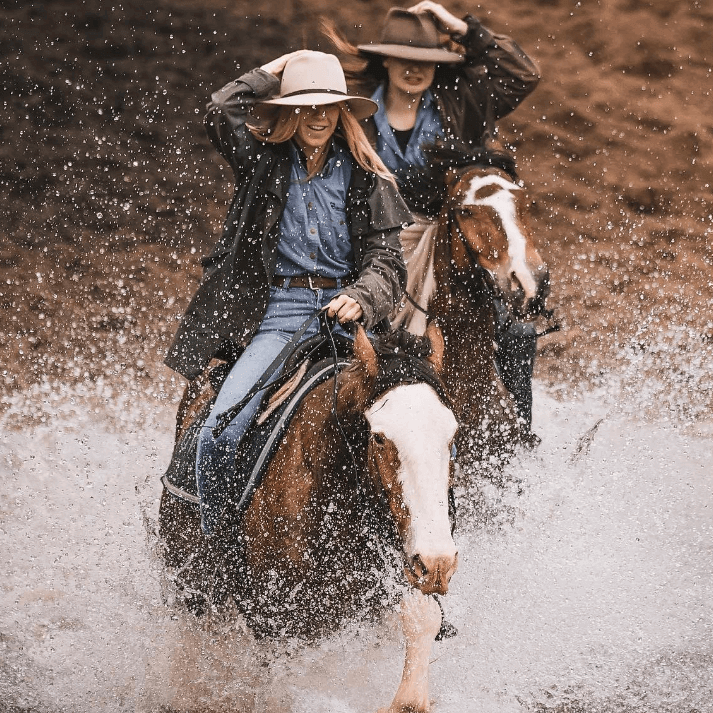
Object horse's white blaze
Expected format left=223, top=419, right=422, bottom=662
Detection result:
left=462, top=174, right=538, bottom=299
left=365, top=383, right=458, bottom=561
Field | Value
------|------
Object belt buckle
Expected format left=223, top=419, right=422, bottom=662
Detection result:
left=307, top=274, right=319, bottom=294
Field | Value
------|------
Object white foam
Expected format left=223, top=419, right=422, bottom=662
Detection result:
left=1, top=378, right=711, bottom=712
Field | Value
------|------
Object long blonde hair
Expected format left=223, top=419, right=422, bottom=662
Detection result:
left=320, top=18, right=387, bottom=95
left=248, top=103, right=393, bottom=182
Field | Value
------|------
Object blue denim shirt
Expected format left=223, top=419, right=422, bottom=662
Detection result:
left=275, top=141, right=354, bottom=278
left=371, top=84, right=444, bottom=176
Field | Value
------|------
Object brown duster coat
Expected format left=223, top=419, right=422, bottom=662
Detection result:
left=165, top=69, right=411, bottom=381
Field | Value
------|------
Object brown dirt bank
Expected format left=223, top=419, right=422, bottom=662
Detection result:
left=1, top=0, right=712, bottom=421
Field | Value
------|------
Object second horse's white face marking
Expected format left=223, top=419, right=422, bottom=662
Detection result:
left=462, top=174, right=538, bottom=299
left=365, top=383, right=458, bottom=563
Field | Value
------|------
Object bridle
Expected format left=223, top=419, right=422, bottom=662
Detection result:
left=325, top=321, right=459, bottom=636
left=324, top=322, right=457, bottom=542
left=406, top=162, right=560, bottom=335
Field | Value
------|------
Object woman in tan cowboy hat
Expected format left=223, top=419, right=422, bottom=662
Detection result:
left=164, top=49, right=410, bottom=534
left=325, top=2, right=542, bottom=444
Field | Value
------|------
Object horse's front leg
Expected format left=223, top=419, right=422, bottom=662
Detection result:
left=379, top=589, right=443, bottom=713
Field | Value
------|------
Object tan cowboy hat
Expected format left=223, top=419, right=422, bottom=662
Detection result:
left=357, top=8, right=464, bottom=64
left=255, top=51, right=377, bottom=120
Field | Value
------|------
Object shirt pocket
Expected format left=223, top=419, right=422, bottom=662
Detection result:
left=327, top=206, right=353, bottom=264
left=328, top=202, right=349, bottom=236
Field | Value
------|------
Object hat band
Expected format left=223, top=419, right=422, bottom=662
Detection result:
left=281, top=88, right=348, bottom=98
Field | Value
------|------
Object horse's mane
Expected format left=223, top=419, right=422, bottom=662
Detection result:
left=372, top=328, right=432, bottom=359
left=394, top=140, right=519, bottom=216
left=422, top=140, right=519, bottom=183
left=370, top=328, right=451, bottom=410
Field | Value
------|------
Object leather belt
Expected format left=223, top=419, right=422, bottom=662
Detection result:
left=272, top=274, right=354, bottom=290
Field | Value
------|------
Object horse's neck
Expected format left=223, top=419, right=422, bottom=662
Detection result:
left=432, top=226, right=495, bottom=362
left=431, top=234, right=497, bottom=422
left=437, top=294, right=494, bottom=376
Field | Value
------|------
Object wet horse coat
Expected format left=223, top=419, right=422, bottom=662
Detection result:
left=159, top=324, right=458, bottom=712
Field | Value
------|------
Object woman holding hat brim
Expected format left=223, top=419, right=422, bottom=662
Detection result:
left=164, top=49, right=410, bottom=534
left=325, top=2, right=542, bottom=443
left=327, top=1, right=541, bottom=177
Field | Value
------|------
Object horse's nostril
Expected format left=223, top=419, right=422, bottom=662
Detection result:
left=411, top=554, right=428, bottom=578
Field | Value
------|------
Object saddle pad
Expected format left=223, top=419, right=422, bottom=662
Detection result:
left=161, top=358, right=350, bottom=516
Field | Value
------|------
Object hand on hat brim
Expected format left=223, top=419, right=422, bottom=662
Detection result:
left=406, top=1, right=469, bottom=36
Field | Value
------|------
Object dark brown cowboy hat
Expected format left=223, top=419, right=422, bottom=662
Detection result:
left=254, top=51, right=377, bottom=121
left=357, top=8, right=464, bottom=64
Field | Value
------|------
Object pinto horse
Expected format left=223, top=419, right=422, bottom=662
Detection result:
left=159, top=323, right=458, bottom=712
left=393, top=146, right=552, bottom=463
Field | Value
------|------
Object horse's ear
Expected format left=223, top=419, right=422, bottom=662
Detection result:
left=443, top=166, right=459, bottom=190
left=337, top=324, right=378, bottom=414
left=353, top=324, right=378, bottom=380
left=425, top=321, right=445, bottom=374
left=484, top=135, right=506, bottom=152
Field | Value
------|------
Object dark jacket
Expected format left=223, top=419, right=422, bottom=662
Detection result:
left=165, top=69, right=411, bottom=381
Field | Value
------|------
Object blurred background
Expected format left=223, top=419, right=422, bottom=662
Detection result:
left=1, top=0, right=711, bottom=413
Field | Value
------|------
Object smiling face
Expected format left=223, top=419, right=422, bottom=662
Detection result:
left=292, top=103, right=340, bottom=154
left=383, top=57, right=436, bottom=96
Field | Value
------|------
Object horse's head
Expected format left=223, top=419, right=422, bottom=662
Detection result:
left=342, top=324, right=459, bottom=596
left=445, top=164, right=550, bottom=319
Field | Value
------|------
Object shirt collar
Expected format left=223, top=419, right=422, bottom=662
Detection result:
left=421, top=88, right=436, bottom=110
left=371, top=84, right=436, bottom=144
left=289, top=139, right=346, bottom=178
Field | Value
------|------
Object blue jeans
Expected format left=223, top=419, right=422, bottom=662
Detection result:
left=196, top=284, right=346, bottom=534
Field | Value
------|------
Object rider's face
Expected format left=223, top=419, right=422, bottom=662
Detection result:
left=383, top=57, right=436, bottom=96
left=293, top=104, right=340, bottom=154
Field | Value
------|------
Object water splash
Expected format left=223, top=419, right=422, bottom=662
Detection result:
left=1, top=378, right=711, bottom=712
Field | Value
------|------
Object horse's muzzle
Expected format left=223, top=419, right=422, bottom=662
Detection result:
left=511, top=268, right=551, bottom=320
left=405, top=551, right=459, bottom=595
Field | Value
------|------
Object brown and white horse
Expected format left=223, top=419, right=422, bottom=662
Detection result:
left=394, top=148, right=551, bottom=464
left=159, top=323, right=458, bottom=712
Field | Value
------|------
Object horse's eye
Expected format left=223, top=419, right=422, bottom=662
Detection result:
left=372, top=432, right=386, bottom=446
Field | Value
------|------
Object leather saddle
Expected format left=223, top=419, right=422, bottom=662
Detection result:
left=161, top=332, right=354, bottom=520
